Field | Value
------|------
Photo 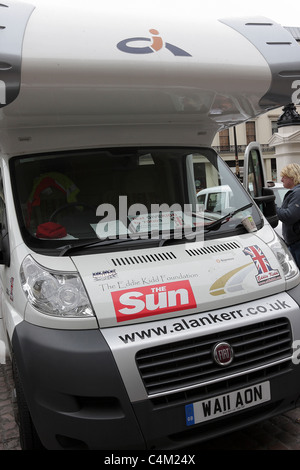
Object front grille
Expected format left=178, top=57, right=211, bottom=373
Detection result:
left=136, top=318, right=292, bottom=398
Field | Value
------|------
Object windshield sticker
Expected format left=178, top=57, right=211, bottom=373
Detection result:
left=111, top=280, right=196, bottom=322
left=127, top=211, right=192, bottom=233
left=243, top=245, right=281, bottom=285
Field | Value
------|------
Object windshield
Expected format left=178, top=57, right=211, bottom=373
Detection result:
left=11, top=147, right=261, bottom=254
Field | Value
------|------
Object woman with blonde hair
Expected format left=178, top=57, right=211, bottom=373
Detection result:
left=276, top=163, right=300, bottom=267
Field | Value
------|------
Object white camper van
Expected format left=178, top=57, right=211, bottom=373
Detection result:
left=1, top=0, right=300, bottom=450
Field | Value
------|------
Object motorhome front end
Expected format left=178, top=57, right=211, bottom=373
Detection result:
left=1, top=0, right=300, bottom=450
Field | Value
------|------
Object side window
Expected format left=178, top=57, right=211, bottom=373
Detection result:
left=207, top=192, right=224, bottom=213
left=206, top=193, right=217, bottom=212
left=247, top=149, right=264, bottom=198
left=197, top=194, right=206, bottom=205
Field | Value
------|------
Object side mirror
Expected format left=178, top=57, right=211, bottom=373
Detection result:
left=253, top=187, right=278, bottom=228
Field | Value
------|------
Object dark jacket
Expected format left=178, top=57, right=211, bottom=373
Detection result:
left=276, top=184, right=300, bottom=245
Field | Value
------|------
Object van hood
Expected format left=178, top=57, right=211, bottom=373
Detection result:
left=71, top=233, right=286, bottom=327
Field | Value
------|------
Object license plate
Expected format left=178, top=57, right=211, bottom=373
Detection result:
left=185, top=381, right=271, bottom=426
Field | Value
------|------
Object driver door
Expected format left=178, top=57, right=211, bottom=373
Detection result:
left=243, top=142, right=278, bottom=228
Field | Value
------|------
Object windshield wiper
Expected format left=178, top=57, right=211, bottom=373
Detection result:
left=58, top=236, right=163, bottom=256
left=204, top=203, right=253, bottom=232
left=58, top=238, right=135, bottom=256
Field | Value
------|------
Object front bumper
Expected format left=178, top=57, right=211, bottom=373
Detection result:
left=12, top=317, right=300, bottom=450
left=12, top=323, right=145, bottom=450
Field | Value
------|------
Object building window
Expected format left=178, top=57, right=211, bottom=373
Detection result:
left=271, top=121, right=278, bottom=134
left=271, top=158, right=277, bottom=181
left=246, top=121, right=256, bottom=144
left=219, top=129, right=230, bottom=151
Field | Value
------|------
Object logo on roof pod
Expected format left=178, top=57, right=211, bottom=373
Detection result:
left=117, top=29, right=192, bottom=56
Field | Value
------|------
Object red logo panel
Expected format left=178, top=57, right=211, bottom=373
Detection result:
left=111, top=280, right=196, bottom=322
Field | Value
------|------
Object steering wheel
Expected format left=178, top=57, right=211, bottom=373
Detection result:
left=49, top=202, right=96, bottom=222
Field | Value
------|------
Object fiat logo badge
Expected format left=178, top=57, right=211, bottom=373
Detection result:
left=213, top=342, right=234, bottom=366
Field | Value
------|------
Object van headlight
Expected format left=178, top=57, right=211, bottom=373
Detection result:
left=20, top=255, right=94, bottom=318
left=269, top=236, right=299, bottom=280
